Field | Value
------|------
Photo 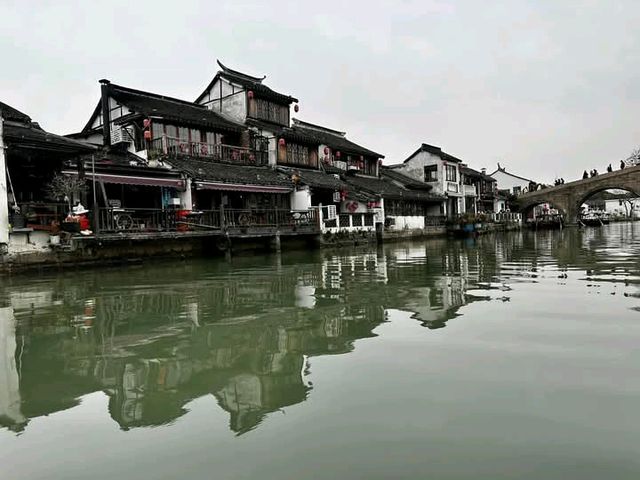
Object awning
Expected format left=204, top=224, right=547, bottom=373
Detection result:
left=195, top=181, right=292, bottom=193
left=63, top=170, right=185, bottom=188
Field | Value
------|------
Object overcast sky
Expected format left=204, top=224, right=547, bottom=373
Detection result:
left=1, top=0, right=639, bottom=182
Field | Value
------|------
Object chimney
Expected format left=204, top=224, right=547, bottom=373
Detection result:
left=99, top=79, right=111, bottom=147
left=481, top=168, right=487, bottom=175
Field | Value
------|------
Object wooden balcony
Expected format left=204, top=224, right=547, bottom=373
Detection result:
left=149, top=136, right=268, bottom=166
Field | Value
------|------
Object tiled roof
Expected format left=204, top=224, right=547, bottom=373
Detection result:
left=403, top=143, right=462, bottom=164
left=165, top=157, right=292, bottom=188
left=276, top=166, right=372, bottom=201
left=344, top=174, right=443, bottom=202
left=461, top=166, right=496, bottom=183
left=0, top=101, right=31, bottom=123
left=196, top=60, right=298, bottom=105
left=4, top=120, right=96, bottom=154
left=488, top=165, right=534, bottom=183
left=381, top=168, right=433, bottom=191
left=105, top=83, right=243, bottom=133
left=281, top=119, right=384, bottom=158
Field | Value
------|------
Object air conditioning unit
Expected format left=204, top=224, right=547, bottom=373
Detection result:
left=325, top=205, right=337, bottom=220
left=110, top=127, right=133, bottom=146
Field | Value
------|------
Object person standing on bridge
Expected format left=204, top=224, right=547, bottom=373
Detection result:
left=607, top=164, right=613, bottom=173
left=621, top=160, right=626, bottom=170
left=583, top=170, right=589, bottom=179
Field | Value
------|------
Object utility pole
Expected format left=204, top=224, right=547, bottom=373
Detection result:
left=0, top=111, right=10, bottom=246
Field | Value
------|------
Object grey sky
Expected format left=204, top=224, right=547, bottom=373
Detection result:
left=1, top=0, right=639, bottom=182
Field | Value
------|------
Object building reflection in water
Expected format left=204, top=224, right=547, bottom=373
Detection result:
left=1, top=238, right=511, bottom=435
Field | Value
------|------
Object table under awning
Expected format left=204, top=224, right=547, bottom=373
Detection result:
left=195, top=181, right=292, bottom=193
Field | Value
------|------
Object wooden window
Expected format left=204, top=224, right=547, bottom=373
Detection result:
left=251, top=98, right=289, bottom=126
left=280, top=143, right=317, bottom=167
left=445, top=164, right=457, bottom=182
left=424, top=165, right=438, bottom=182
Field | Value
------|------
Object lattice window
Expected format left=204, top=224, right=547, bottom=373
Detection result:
left=339, top=214, right=350, bottom=228
left=352, top=214, right=363, bottom=227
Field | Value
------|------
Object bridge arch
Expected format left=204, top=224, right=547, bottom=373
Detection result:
left=515, top=166, right=640, bottom=224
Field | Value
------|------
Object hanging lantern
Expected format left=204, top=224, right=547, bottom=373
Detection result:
left=360, top=155, right=364, bottom=161
left=336, top=151, right=341, bottom=158
left=247, top=90, right=254, bottom=99
left=378, top=159, right=383, bottom=166
left=143, top=130, right=152, bottom=140
left=324, top=146, right=330, bottom=155
left=294, top=104, right=299, bottom=113
left=278, top=138, right=286, bottom=147
left=143, top=118, right=152, bottom=128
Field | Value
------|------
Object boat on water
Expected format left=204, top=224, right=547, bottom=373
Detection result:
left=580, top=211, right=610, bottom=227
left=526, top=213, right=564, bottom=230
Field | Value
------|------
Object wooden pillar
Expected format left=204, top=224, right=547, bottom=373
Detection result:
left=0, top=112, right=9, bottom=245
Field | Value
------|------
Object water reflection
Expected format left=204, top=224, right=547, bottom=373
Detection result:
left=1, top=225, right=638, bottom=436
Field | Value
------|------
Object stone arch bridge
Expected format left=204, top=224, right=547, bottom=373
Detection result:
left=516, top=165, right=640, bottom=224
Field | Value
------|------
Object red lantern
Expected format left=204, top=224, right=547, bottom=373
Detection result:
left=143, top=130, right=152, bottom=140
left=378, top=159, right=383, bottom=165
left=324, top=146, right=330, bottom=155
left=336, top=151, right=341, bottom=158
left=360, top=155, right=364, bottom=161
left=278, top=138, right=286, bottom=147
left=143, top=118, right=151, bottom=128
left=294, top=104, right=299, bottom=113
left=247, top=90, right=254, bottom=99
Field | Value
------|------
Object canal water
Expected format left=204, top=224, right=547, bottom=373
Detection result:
left=1, top=224, right=640, bottom=479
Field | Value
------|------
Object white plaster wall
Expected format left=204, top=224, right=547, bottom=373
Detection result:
left=203, top=78, right=247, bottom=124
left=291, top=187, right=311, bottom=211
left=179, top=178, right=193, bottom=210
left=491, top=170, right=530, bottom=194
left=494, top=199, right=507, bottom=211
left=388, top=215, right=425, bottom=231
left=268, top=137, right=277, bottom=166
left=393, top=151, right=461, bottom=198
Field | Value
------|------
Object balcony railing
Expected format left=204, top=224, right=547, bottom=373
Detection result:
left=463, top=184, right=477, bottom=196
left=149, top=136, right=268, bottom=166
left=94, top=207, right=318, bottom=234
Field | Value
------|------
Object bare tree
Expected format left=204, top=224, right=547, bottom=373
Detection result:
left=624, top=147, right=640, bottom=167
left=46, top=174, right=87, bottom=211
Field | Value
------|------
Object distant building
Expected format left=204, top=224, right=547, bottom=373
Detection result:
left=489, top=164, right=536, bottom=196
left=388, top=143, right=466, bottom=217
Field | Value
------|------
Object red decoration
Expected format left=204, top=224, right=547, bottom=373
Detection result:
left=378, top=159, right=383, bottom=165
left=143, top=130, right=152, bottom=140
left=247, top=90, right=254, bottom=99
left=231, top=150, right=238, bottom=160
left=336, top=151, right=341, bottom=159
left=200, top=144, right=208, bottom=155
left=294, top=104, right=299, bottom=112
left=324, top=146, right=330, bottom=155
left=360, top=155, right=364, bottom=161
left=143, top=118, right=151, bottom=128
left=249, top=154, right=255, bottom=161
left=278, top=138, right=286, bottom=147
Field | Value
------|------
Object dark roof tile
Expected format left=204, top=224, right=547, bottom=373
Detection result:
left=106, top=83, right=242, bottom=133
left=344, top=174, right=443, bottom=202
left=381, top=168, right=433, bottom=191
left=165, top=157, right=291, bottom=188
